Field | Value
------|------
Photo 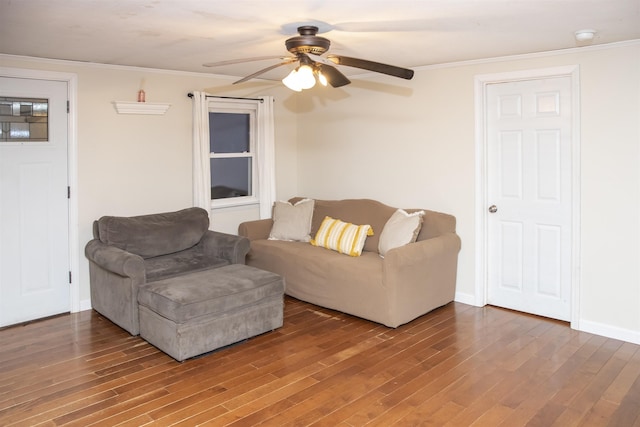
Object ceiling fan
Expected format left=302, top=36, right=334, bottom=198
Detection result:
left=203, top=25, right=414, bottom=91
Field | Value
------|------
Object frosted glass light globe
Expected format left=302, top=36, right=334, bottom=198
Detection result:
left=282, top=69, right=302, bottom=91
left=296, top=65, right=316, bottom=89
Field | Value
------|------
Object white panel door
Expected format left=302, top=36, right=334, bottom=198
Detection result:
left=0, top=77, right=70, bottom=326
left=487, top=77, right=572, bottom=321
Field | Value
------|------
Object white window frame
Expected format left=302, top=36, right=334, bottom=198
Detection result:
left=208, top=100, right=259, bottom=209
left=192, top=92, right=275, bottom=220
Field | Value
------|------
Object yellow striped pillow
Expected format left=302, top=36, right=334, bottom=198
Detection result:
left=310, top=216, right=374, bottom=256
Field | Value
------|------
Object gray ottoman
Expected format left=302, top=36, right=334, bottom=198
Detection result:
left=137, top=264, right=284, bottom=361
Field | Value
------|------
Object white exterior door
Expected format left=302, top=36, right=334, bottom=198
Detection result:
left=0, top=76, right=70, bottom=326
left=486, top=76, right=572, bottom=321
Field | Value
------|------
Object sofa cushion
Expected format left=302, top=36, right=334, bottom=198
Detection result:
left=311, top=216, right=373, bottom=257
left=144, top=245, right=229, bottom=282
left=378, top=209, right=425, bottom=257
left=97, top=207, right=209, bottom=258
left=137, top=264, right=284, bottom=323
left=268, top=198, right=314, bottom=242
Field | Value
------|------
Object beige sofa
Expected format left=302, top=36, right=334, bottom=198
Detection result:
left=238, top=198, right=461, bottom=328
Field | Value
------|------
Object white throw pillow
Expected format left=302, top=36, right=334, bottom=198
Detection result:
left=378, top=209, right=425, bottom=257
left=268, top=198, right=315, bottom=242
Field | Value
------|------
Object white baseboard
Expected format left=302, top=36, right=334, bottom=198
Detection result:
left=577, top=319, right=640, bottom=345
left=78, top=299, right=92, bottom=312
left=454, top=292, right=480, bottom=306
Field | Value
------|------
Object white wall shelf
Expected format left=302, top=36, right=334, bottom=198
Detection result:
left=113, top=101, right=171, bottom=115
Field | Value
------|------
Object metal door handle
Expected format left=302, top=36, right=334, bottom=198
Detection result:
left=488, top=205, right=498, bottom=213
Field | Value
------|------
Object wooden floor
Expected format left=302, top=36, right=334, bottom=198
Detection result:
left=1, top=298, right=639, bottom=427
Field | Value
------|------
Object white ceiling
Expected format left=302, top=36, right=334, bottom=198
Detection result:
left=1, top=0, right=639, bottom=84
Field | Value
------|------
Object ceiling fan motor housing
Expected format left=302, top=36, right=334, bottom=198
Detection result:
left=285, top=26, right=330, bottom=55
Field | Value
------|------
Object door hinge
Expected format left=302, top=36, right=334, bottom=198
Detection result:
left=67, top=100, right=70, bottom=113
left=69, top=271, right=72, bottom=284
left=67, top=186, right=71, bottom=199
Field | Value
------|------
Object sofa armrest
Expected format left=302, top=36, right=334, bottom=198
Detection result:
left=382, top=233, right=461, bottom=325
left=85, top=239, right=145, bottom=280
left=199, top=230, right=250, bottom=265
left=238, top=219, right=274, bottom=241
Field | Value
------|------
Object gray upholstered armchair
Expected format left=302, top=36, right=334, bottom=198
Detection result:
left=85, top=207, right=250, bottom=335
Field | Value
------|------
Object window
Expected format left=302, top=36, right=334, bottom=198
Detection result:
left=192, top=93, right=275, bottom=216
left=209, top=111, right=255, bottom=203
left=0, top=97, right=49, bottom=143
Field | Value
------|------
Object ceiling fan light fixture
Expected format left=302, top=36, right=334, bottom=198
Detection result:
left=316, top=69, right=328, bottom=87
left=296, top=64, right=316, bottom=89
left=282, top=69, right=303, bottom=91
left=282, top=64, right=317, bottom=91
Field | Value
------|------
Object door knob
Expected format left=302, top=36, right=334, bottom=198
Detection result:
left=488, top=205, right=498, bottom=213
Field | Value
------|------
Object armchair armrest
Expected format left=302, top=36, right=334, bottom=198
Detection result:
left=199, top=230, right=250, bottom=265
left=238, top=219, right=274, bottom=241
left=85, top=239, right=145, bottom=280
left=85, top=239, right=146, bottom=335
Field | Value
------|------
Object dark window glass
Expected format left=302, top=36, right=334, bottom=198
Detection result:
left=210, top=157, right=252, bottom=199
left=209, top=112, right=249, bottom=153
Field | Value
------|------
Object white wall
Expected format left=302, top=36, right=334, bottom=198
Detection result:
left=2, top=40, right=639, bottom=344
left=0, top=55, right=300, bottom=306
left=295, top=41, right=640, bottom=343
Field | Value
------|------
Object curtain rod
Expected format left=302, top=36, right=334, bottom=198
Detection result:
left=187, top=93, right=264, bottom=102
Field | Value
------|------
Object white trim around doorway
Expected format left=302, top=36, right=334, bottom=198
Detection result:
left=473, top=65, right=581, bottom=329
left=0, top=67, right=80, bottom=313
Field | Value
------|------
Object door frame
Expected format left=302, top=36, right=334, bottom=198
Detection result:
left=474, top=65, right=581, bottom=328
left=0, top=67, right=80, bottom=313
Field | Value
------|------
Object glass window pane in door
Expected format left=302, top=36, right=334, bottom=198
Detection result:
left=0, top=97, right=49, bottom=142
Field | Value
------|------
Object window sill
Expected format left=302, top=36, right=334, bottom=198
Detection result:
left=211, top=197, right=260, bottom=210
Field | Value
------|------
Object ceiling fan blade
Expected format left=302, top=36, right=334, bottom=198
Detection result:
left=327, top=55, right=414, bottom=80
left=233, top=59, right=296, bottom=84
left=318, top=64, right=350, bottom=88
left=203, top=56, right=294, bottom=67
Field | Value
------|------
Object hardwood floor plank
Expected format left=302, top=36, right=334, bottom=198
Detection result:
left=0, top=299, right=638, bottom=426
left=51, top=388, right=170, bottom=426
left=342, top=308, right=524, bottom=425
left=442, top=371, right=531, bottom=426
left=90, top=386, right=227, bottom=427
left=495, top=334, right=613, bottom=426
left=442, top=326, right=582, bottom=427
left=170, top=406, right=231, bottom=427
left=602, top=343, right=640, bottom=404
left=305, top=322, right=464, bottom=425
left=112, top=413, right=155, bottom=427
left=468, top=404, right=514, bottom=426
left=573, top=399, right=619, bottom=427
left=606, top=372, right=640, bottom=426
left=549, top=338, right=634, bottom=425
